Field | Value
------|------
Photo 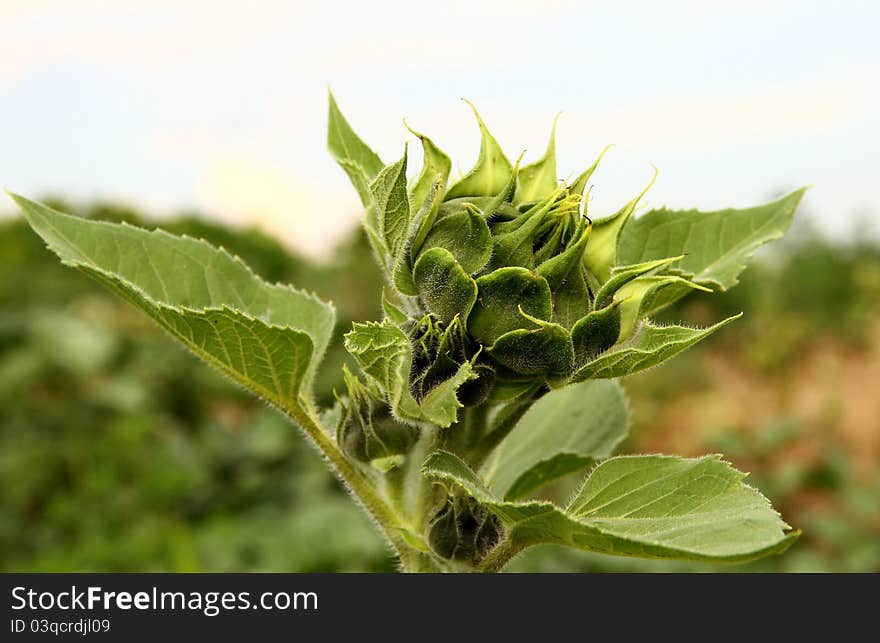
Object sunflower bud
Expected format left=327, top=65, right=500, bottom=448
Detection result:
left=427, top=495, right=503, bottom=564
left=331, top=96, right=708, bottom=399
left=406, top=315, right=494, bottom=407
left=337, top=366, right=417, bottom=471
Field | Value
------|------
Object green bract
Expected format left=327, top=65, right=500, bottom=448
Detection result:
left=10, top=92, right=806, bottom=573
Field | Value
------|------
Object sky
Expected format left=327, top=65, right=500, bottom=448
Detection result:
left=1, top=0, right=878, bottom=257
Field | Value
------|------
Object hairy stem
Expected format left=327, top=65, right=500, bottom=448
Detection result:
left=410, top=430, right=442, bottom=535
left=476, top=538, right=523, bottom=573
left=282, top=404, right=413, bottom=564
left=383, top=462, right=408, bottom=516
left=463, top=403, right=491, bottom=452
left=442, top=404, right=490, bottom=457
left=398, top=550, right=446, bottom=573
left=469, top=393, right=539, bottom=468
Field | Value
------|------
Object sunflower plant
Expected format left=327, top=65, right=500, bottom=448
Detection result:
left=11, top=92, right=804, bottom=572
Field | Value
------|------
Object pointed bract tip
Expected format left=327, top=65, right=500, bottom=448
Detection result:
left=516, top=305, right=549, bottom=328
left=461, top=98, right=489, bottom=129
left=789, top=186, right=811, bottom=203
left=688, top=280, right=713, bottom=293
left=5, top=190, right=32, bottom=210
left=403, top=118, right=429, bottom=141
left=631, top=165, right=659, bottom=203
left=549, top=112, right=561, bottom=139
left=594, top=144, right=614, bottom=166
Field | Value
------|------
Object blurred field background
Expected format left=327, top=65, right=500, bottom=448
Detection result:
left=1, top=202, right=878, bottom=572
left=2, top=1, right=879, bottom=572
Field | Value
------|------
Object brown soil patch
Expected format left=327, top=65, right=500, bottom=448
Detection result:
left=634, top=321, right=880, bottom=477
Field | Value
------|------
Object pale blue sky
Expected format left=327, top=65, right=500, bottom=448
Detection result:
left=1, top=0, right=877, bottom=255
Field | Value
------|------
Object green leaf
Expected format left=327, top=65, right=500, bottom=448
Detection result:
left=418, top=362, right=477, bottom=428
left=423, top=451, right=797, bottom=563
left=334, top=159, right=374, bottom=209
left=617, top=189, right=807, bottom=307
left=327, top=91, right=384, bottom=204
left=344, top=321, right=473, bottom=427
left=515, top=114, right=558, bottom=204
left=593, top=255, right=684, bottom=310
left=483, top=380, right=628, bottom=500
left=393, top=180, right=443, bottom=296
left=405, top=121, right=452, bottom=218
left=424, top=450, right=493, bottom=494
left=325, top=102, right=389, bottom=269
left=563, top=455, right=798, bottom=560
left=370, top=149, right=411, bottom=259
left=413, top=247, right=478, bottom=324
left=344, top=321, right=422, bottom=421
left=614, top=275, right=711, bottom=341
left=468, top=267, right=552, bottom=346
left=571, top=315, right=741, bottom=380
left=583, top=168, right=657, bottom=283
left=445, top=101, right=513, bottom=200
left=381, top=288, right=408, bottom=324
left=13, top=194, right=335, bottom=410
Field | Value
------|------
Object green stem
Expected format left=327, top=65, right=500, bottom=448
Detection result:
left=443, top=403, right=489, bottom=457
left=282, top=404, right=412, bottom=563
left=476, top=538, right=523, bottom=573
left=463, top=403, right=490, bottom=451
left=411, top=430, right=441, bottom=534
left=383, top=464, right=407, bottom=519
left=398, top=550, right=446, bottom=573
left=469, top=393, right=538, bottom=468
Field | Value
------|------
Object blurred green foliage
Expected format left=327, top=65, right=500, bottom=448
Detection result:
left=2, top=202, right=878, bottom=572
left=0, top=204, right=392, bottom=571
